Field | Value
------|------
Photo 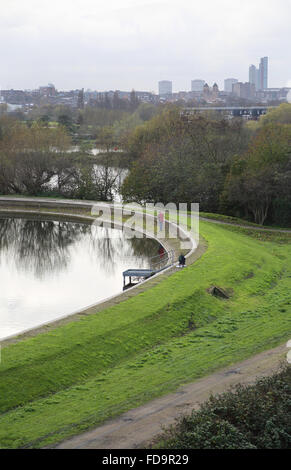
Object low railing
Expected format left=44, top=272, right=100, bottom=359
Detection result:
left=149, top=249, right=175, bottom=272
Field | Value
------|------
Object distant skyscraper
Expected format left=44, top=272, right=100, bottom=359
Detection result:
left=259, top=56, right=268, bottom=90
left=249, top=65, right=260, bottom=90
left=191, top=79, right=205, bottom=92
left=158, top=80, right=172, bottom=95
left=224, top=78, right=238, bottom=93
left=249, top=57, right=268, bottom=90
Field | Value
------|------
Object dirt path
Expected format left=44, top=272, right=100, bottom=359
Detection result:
left=200, top=217, right=291, bottom=233
left=54, top=343, right=288, bottom=449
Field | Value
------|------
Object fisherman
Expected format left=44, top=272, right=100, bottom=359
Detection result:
left=178, top=253, right=186, bottom=267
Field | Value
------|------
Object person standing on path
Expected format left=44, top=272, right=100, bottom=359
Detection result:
left=158, top=211, right=164, bottom=232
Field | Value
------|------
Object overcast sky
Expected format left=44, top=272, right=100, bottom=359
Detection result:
left=0, top=0, right=290, bottom=92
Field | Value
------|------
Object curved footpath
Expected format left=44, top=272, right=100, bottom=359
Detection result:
left=54, top=343, right=287, bottom=449
left=1, top=196, right=290, bottom=233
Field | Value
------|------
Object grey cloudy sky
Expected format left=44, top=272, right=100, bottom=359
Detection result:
left=1, top=0, right=290, bottom=92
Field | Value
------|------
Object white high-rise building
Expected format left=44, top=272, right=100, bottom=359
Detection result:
left=191, top=79, right=205, bottom=92
left=158, top=81, right=172, bottom=95
left=224, top=78, right=238, bottom=93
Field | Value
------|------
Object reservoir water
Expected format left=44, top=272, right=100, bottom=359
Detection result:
left=0, top=216, right=161, bottom=341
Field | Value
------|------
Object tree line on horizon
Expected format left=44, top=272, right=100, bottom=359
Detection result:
left=0, top=103, right=290, bottom=226
left=121, top=103, right=291, bottom=226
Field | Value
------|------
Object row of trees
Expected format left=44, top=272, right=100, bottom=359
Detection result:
left=0, top=116, right=122, bottom=201
left=225, top=123, right=291, bottom=225
left=1, top=103, right=290, bottom=225
left=121, top=104, right=291, bottom=226
left=92, top=89, right=140, bottom=111
left=122, top=108, right=250, bottom=212
left=23, top=102, right=161, bottom=147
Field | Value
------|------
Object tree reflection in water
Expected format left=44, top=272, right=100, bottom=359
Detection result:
left=88, top=226, right=159, bottom=276
left=0, top=217, right=159, bottom=279
left=0, top=217, right=89, bottom=277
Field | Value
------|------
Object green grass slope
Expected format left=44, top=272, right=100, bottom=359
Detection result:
left=0, top=220, right=290, bottom=448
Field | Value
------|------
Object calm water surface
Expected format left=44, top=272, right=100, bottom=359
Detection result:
left=0, top=217, right=160, bottom=340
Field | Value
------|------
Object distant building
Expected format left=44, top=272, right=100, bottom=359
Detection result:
left=203, top=83, right=210, bottom=98
left=158, top=81, right=172, bottom=96
left=191, top=79, right=205, bottom=92
left=249, top=57, right=268, bottom=90
left=212, top=83, right=219, bottom=99
left=259, top=56, right=268, bottom=90
left=224, top=78, right=238, bottom=93
left=232, top=82, right=256, bottom=100
left=249, top=65, right=260, bottom=91
left=256, top=87, right=291, bottom=103
left=0, top=89, right=26, bottom=105
left=39, top=84, right=57, bottom=97
left=203, top=83, right=219, bottom=102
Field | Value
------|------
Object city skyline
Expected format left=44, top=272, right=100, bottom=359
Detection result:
left=0, top=0, right=290, bottom=92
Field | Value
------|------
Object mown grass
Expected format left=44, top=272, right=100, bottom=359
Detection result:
left=0, top=220, right=290, bottom=448
left=215, top=224, right=291, bottom=244
left=200, top=211, right=264, bottom=227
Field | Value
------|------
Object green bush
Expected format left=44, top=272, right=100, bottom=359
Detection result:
left=154, top=366, right=291, bottom=449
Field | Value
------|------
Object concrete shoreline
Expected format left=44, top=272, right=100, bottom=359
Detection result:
left=0, top=196, right=202, bottom=347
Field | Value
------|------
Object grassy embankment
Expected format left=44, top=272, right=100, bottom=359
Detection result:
left=0, top=218, right=290, bottom=448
